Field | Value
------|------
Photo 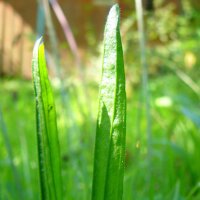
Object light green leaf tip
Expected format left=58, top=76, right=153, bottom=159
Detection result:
left=92, top=4, right=126, bottom=200
left=32, top=37, right=62, bottom=200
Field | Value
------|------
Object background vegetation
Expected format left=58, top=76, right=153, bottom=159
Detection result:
left=0, top=0, right=200, bottom=199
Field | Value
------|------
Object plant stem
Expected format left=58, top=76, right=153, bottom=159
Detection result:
left=135, top=0, right=152, bottom=197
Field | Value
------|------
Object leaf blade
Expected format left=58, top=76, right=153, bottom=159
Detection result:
left=32, top=38, right=62, bottom=200
left=92, top=4, right=126, bottom=200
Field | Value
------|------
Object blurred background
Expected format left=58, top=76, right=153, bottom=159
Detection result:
left=0, top=0, right=200, bottom=199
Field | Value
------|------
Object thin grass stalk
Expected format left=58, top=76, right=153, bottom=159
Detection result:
left=41, top=0, right=61, bottom=75
left=36, top=0, right=70, bottom=111
left=41, top=0, right=78, bottom=155
left=159, top=56, right=200, bottom=97
left=36, top=0, right=45, bottom=39
left=49, top=0, right=94, bottom=138
left=43, top=0, right=93, bottom=137
left=186, top=182, right=200, bottom=200
left=32, top=38, right=62, bottom=200
left=135, top=0, right=152, bottom=197
left=43, top=4, right=93, bottom=193
left=0, top=106, right=22, bottom=199
left=92, top=4, right=126, bottom=200
left=49, top=0, right=81, bottom=69
left=41, top=2, right=92, bottom=195
left=19, top=134, right=33, bottom=198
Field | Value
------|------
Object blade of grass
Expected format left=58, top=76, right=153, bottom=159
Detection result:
left=135, top=0, right=152, bottom=197
left=49, top=0, right=94, bottom=140
left=92, top=4, right=126, bottom=200
left=36, top=1, right=45, bottom=38
left=41, top=0, right=78, bottom=155
left=0, top=106, right=22, bottom=200
left=49, top=0, right=81, bottom=69
left=19, top=134, right=33, bottom=199
left=186, top=182, right=200, bottom=200
left=32, top=37, right=62, bottom=200
left=42, top=0, right=90, bottom=193
left=41, top=0, right=61, bottom=76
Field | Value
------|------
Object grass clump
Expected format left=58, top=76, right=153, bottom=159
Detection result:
left=32, top=4, right=126, bottom=200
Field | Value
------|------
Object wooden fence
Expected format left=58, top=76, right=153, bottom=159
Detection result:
left=0, top=0, right=114, bottom=79
left=0, top=0, right=34, bottom=78
left=0, top=0, right=184, bottom=78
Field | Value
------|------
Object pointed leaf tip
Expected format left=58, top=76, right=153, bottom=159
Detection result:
left=105, top=4, right=120, bottom=34
left=33, top=37, right=43, bottom=58
left=109, top=3, right=120, bottom=17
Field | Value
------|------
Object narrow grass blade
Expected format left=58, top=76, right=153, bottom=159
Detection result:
left=50, top=0, right=81, bottom=68
left=32, top=38, right=62, bottom=200
left=135, top=0, right=152, bottom=197
left=36, top=1, right=45, bottom=38
left=0, top=106, right=22, bottom=199
left=92, top=4, right=126, bottom=200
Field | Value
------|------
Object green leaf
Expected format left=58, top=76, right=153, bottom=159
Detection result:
left=0, top=106, right=23, bottom=199
left=32, top=38, right=62, bottom=200
left=92, top=4, right=126, bottom=200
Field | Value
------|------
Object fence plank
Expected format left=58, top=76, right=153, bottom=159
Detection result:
left=12, top=11, right=23, bottom=75
left=0, top=1, right=5, bottom=75
left=3, top=3, right=13, bottom=74
left=0, top=1, right=34, bottom=78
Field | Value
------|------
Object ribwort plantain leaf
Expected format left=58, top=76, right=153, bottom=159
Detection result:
left=32, top=38, right=62, bottom=200
left=92, top=4, right=126, bottom=200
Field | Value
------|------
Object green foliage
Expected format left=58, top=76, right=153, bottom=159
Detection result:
left=32, top=38, right=62, bottom=200
left=92, top=4, right=126, bottom=200
left=0, top=106, right=22, bottom=199
left=1, top=1, right=200, bottom=200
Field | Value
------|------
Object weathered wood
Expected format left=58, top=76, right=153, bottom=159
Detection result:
left=0, top=1, right=5, bottom=75
left=0, top=1, right=34, bottom=78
